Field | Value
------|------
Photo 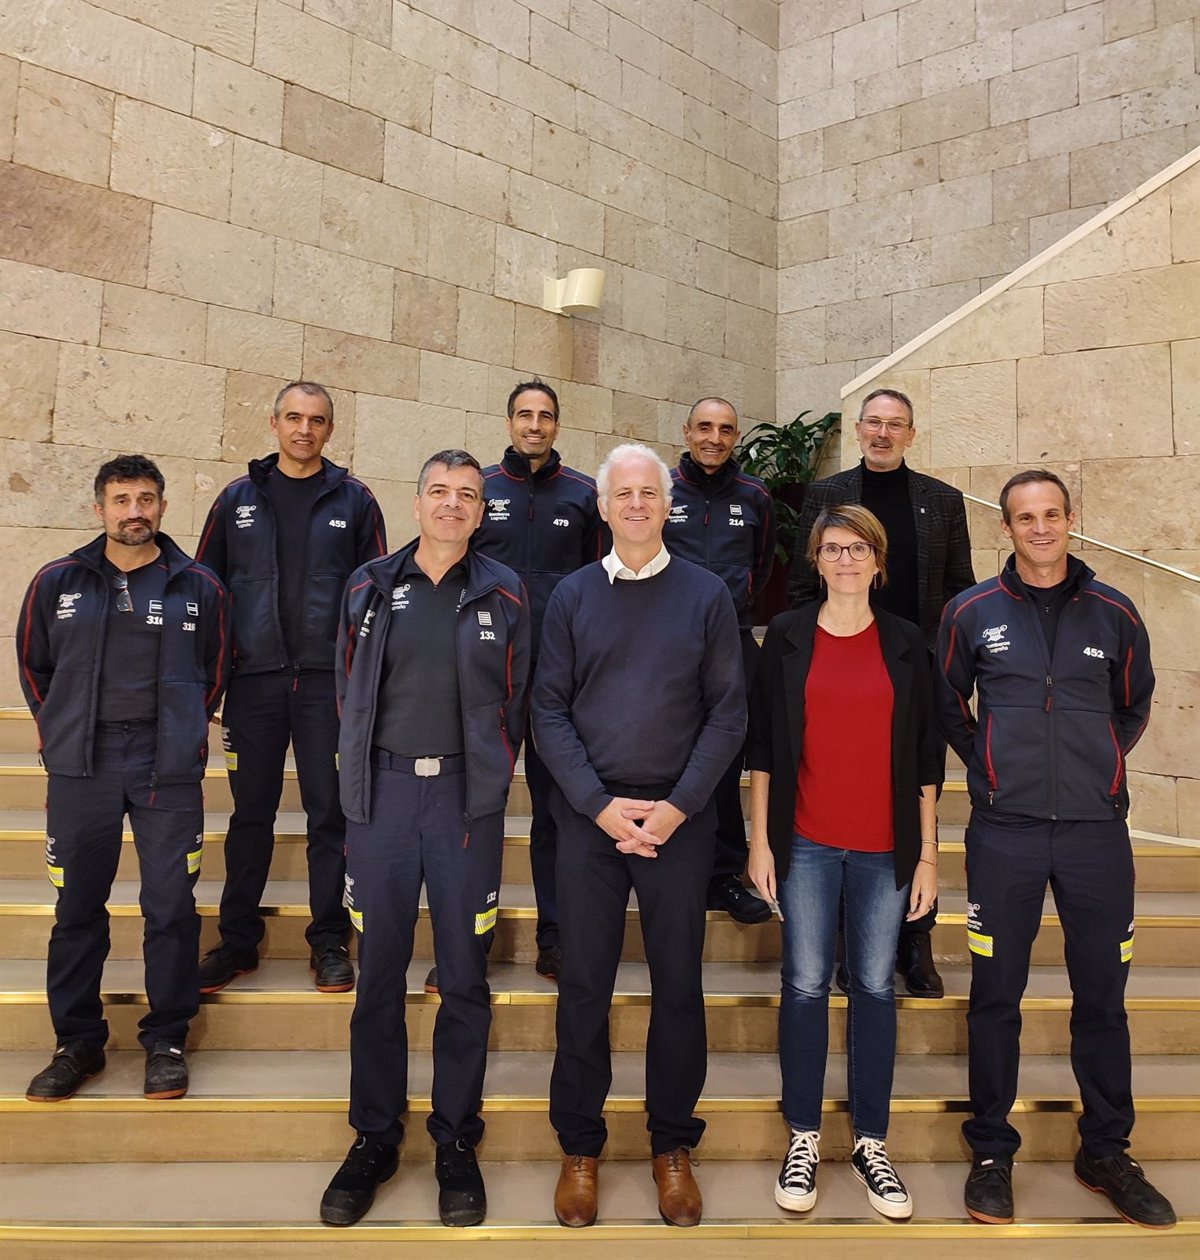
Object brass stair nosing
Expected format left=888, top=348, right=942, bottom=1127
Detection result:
left=0, top=990, right=1197, bottom=1012
left=2, top=1095, right=1197, bottom=1115
left=0, top=1220, right=1196, bottom=1242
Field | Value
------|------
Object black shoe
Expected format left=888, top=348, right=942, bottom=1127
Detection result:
left=198, top=943, right=257, bottom=994
left=964, top=1152, right=1014, bottom=1224
left=25, top=1041, right=106, bottom=1102
left=435, top=1138, right=487, bottom=1227
left=1074, top=1149, right=1177, bottom=1229
left=707, top=876, right=772, bottom=924
left=535, top=945, right=562, bottom=980
left=144, top=1043, right=188, bottom=1100
left=424, top=965, right=439, bottom=995
left=310, top=943, right=355, bottom=993
left=897, top=931, right=944, bottom=998
left=320, top=1136, right=400, bottom=1226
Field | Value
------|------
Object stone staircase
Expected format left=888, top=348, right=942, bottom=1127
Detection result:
left=0, top=708, right=1196, bottom=1255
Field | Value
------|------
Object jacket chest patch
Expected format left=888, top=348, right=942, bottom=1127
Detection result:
left=981, top=624, right=1010, bottom=654
left=56, top=592, right=83, bottom=620
left=391, top=584, right=411, bottom=611
left=668, top=505, right=687, bottom=524
left=487, top=497, right=511, bottom=522
left=235, top=505, right=257, bottom=529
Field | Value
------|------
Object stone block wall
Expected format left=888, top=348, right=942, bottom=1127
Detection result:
left=841, top=154, right=1200, bottom=836
left=0, top=0, right=780, bottom=704
left=779, top=0, right=1200, bottom=419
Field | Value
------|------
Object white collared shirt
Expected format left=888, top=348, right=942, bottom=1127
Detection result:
left=601, top=545, right=672, bottom=583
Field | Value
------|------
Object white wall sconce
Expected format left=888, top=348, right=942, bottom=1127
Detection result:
left=542, top=267, right=606, bottom=315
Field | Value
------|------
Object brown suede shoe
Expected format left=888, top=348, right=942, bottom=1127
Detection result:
left=554, top=1153, right=599, bottom=1227
left=652, top=1148, right=702, bottom=1227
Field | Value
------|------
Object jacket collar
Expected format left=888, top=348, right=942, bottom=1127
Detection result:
left=248, top=452, right=347, bottom=488
left=781, top=598, right=915, bottom=666
left=73, top=532, right=196, bottom=580
left=676, top=451, right=739, bottom=494
left=362, top=538, right=505, bottom=604
left=500, top=446, right=561, bottom=483
left=999, top=552, right=1093, bottom=600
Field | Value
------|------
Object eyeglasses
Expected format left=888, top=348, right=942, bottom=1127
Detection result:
left=111, top=573, right=133, bottom=613
left=817, top=541, right=876, bottom=563
left=858, top=418, right=911, bottom=435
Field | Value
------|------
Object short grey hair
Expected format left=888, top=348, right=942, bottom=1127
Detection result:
left=416, top=448, right=483, bottom=495
left=596, top=442, right=672, bottom=500
left=273, top=380, right=334, bottom=422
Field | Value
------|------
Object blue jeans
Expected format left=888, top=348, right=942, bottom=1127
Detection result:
left=778, top=834, right=909, bottom=1139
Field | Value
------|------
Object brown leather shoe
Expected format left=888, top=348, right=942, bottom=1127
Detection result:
left=653, top=1148, right=702, bottom=1227
left=554, top=1153, right=598, bottom=1227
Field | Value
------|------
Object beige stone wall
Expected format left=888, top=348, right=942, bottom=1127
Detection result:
left=842, top=154, right=1200, bottom=836
left=0, top=0, right=780, bottom=704
left=779, top=0, right=1200, bottom=418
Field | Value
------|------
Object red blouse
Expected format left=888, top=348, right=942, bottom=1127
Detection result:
left=792, top=621, right=895, bottom=852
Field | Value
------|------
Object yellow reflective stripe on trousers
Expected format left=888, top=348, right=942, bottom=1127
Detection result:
left=46, top=865, right=64, bottom=888
left=475, top=907, right=497, bottom=936
left=1120, top=935, right=1134, bottom=963
left=186, top=848, right=202, bottom=875
left=350, top=908, right=363, bottom=934
left=224, top=750, right=238, bottom=771
left=967, top=930, right=993, bottom=957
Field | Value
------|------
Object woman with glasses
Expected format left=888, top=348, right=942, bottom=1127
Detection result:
left=747, top=504, right=941, bottom=1219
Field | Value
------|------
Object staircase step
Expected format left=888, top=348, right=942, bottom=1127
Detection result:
left=1, top=880, right=1195, bottom=965
left=1, top=959, right=1196, bottom=1054
left=1, top=1158, right=1196, bottom=1250
left=0, top=812, right=1196, bottom=891
left=1, top=1048, right=1196, bottom=1163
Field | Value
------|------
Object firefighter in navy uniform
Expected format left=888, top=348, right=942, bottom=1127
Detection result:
left=319, top=450, right=530, bottom=1230
left=936, top=469, right=1175, bottom=1231
left=17, top=455, right=228, bottom=1103
left=195, top=381, right=387, bottom=995
left=424, top=379, right=601, bottom=991
left=665, top=397, right=775, bottom=924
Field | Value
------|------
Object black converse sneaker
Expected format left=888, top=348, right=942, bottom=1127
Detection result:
left=851, top=1136, right=912, bottom=1220
left=775, top=1128, right=820, bottom=1212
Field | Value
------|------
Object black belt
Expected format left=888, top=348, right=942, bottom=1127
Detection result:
left=370, top=748, right=466, bottom=776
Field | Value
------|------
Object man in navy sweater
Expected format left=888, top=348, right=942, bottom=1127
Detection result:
left=533, top=443, right=745, bottom=1229
left=666, top=396, right=775, bottom=924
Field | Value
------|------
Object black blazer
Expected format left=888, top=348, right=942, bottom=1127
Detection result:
left=746, top=601, right=943, bottom=888
left=788, top=462, right=975, bottom=650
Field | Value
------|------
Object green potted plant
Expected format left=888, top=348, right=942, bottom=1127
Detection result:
left=736, top=409, right=839, bottom=621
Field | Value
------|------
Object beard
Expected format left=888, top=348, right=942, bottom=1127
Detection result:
left=109, top=519, right=156, bottom=546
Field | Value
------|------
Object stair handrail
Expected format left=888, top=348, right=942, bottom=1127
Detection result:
left=962, top=492, right=1200, bottom=584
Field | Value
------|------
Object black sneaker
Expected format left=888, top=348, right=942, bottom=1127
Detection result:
left=320, top=1135, right=400, bottom=1226
left=144, top=1043, right=188, bottom=1100
left=435, top=1138, right=487, bottom=1227
left=851, top=1137, right=912, bottom=1220
left=535, top=945, right=562, bottom=980
left=707, top=875, right=772, bottom=924
left=310, top=943, right=355, bottom=993
left=964, top=1152, right=1014, bottom=1224
left=775, top=1128, right=819, bottom=1212
left=25, top=1041, right=106, bottom=1102
left=1074, top=1149, right=1177, bottom=1229
left=198, top=943, right=257, bottom=994
left=424, top=966, right=439, bottom=995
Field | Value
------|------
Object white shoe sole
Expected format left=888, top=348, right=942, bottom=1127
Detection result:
left=853, top=1167, right=913, bottom=1220
left=775, top=1182, right=817, bottom=1212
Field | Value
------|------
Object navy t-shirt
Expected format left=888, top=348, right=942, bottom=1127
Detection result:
left=97, top=555, right=169, bottom=723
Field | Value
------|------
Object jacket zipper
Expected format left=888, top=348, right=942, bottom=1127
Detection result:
left=984, top=712, right=998, bottom=803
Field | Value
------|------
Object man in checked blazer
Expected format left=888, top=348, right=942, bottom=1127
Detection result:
left=789, top=387, right=975, bottom=998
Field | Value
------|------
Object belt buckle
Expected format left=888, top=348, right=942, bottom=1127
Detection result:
left=414, top=757, right=441, bottom=777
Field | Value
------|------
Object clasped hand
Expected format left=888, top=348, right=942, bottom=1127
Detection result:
left=595, top=797, right=686, bottom=858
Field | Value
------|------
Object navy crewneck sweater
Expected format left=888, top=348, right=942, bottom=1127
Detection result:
left=532, top=558, right=746, bottom=822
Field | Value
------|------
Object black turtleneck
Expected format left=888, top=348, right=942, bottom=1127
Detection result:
left=678, top=451, right=737, bottom=494
left=860, top=461, right=919, bottom=627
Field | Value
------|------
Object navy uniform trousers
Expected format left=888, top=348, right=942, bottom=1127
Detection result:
left=550, top=785, right=716, bottom=1157
left=45, top=722, right=202, bottom=1049
left=219, top=670, right=348, bottom=954
left=710, top=629, right=759, bottom=882
left=346, top=752, right=504, bottom=1147
left=963, top=810, right=1136, bottom=1157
